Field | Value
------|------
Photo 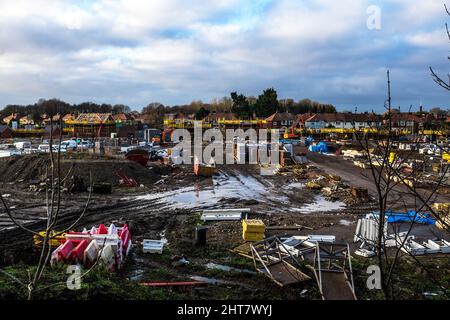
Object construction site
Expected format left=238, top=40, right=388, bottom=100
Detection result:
left=0, top=131, right=449, bottom=301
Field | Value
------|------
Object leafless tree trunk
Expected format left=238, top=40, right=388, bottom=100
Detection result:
left=355, top=71, right=449, bottom=299
left=0, top=119, right=92, bottom=300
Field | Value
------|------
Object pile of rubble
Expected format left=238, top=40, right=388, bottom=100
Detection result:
left=303, top=172, right=371, bottom=205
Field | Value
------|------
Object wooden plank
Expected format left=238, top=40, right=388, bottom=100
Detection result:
left=264, top=261, right=310, bottom=286
left=320, top=271, right=356, bottom=300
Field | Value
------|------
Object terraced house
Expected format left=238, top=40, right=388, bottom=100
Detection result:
left=305, top=113, right=382, bottom=130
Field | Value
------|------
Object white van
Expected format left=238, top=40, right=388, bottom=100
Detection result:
left=14, top=141, right=32, bottom=150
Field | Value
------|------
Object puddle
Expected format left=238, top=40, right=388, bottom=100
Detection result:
left=129, top=171, right=345, bottom=214
left=205, top=263, right=256, bottom=275
left=293, top=195, right=345, bottom=214
left=132, top=172, right=290, bottom=209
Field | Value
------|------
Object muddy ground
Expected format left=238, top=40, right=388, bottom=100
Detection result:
left=0, top=153, right=449, bottom=300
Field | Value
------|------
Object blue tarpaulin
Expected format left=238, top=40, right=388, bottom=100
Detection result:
left=305, top=137, right=314, bottom=147
left=308, top=141, right=329, bottom=153
left=372, top=211, right=436, bottom=225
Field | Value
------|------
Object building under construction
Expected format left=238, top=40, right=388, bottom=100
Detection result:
left=66, top=113, right=117, bottom=138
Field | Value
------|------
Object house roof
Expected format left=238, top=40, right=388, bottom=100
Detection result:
left=113, top=113, right=133, bottom=121
left=306, top=113, right=381, bottom=123
left=388, top=113, right=422, bottom=123
left=306, top=113, right=353, bottom=122
left=292, top=113, right=315, bottom=127
left=3, top=113, right=20, bottom=122
left=62, top=114, right=75, bottom=121
left=265, top=112, right=296, bottom=122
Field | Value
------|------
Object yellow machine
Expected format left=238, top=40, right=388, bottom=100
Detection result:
left=33, top=230, right=66, bottom=248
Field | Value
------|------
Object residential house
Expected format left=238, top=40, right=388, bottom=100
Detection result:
left=351, top=113, right=382, bottom=129
left=265, top=112, right=296, bottom=129
left=385, top=113, right=421, bottom=133
left=291, top=113, right=315, bottom=130
left=19, top=115, right=35, bottom=126
left=3, top=113, right=20, bottom=126
left=42, top=113, right=66, bottom=126
left=305, top=113, right=353, bottom=129
left=305, top=113, right=381, bottom=130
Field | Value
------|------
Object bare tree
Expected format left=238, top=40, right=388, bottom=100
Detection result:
left=354, top=71, right=449, bottom=299
left=0, top=119, right=92, bottom=300
left=430, top=4, right=450, bottom=91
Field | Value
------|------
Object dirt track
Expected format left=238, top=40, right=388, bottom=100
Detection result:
left=307, top=152, right=449, bottom=210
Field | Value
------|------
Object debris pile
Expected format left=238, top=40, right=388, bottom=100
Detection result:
left=433, top=203, right=450, bottom=230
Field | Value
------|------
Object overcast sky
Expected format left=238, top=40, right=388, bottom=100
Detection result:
left=0, top=0, right=449, bottom=111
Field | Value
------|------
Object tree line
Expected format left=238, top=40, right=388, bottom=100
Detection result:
left=0, top=99, right=132, bottom=123
left=141, top=88, right=337, bottom=123
left=1, top=89, right=336, bottom=126
left=230, top=88, right=336, bottom=119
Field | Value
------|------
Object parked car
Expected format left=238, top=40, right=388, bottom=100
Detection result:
left=38, top=144, right=50, bottom=153
left=79, top=140, right=93, bottom=149
left=60, top=140, right=77, bottom=151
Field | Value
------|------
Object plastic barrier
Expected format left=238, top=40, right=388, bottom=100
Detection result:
left=69, top=240, right=90, bottom=262
left=50, top=223, right=132, bottom=271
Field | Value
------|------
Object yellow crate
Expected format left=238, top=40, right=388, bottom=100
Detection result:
left=243, top=232, right=265, bottom=242
left=242, top=219, right=266, bottom=234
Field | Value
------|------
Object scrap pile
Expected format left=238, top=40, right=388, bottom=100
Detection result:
left=354, top=212, right=449, bottom=257
left=433, top=203, right=450, bottom=230
left=50, top=223, right=132, bottom=271
left=249, top=236, right=311, bottom=287
left=304, top=172, right=369, bottom=205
